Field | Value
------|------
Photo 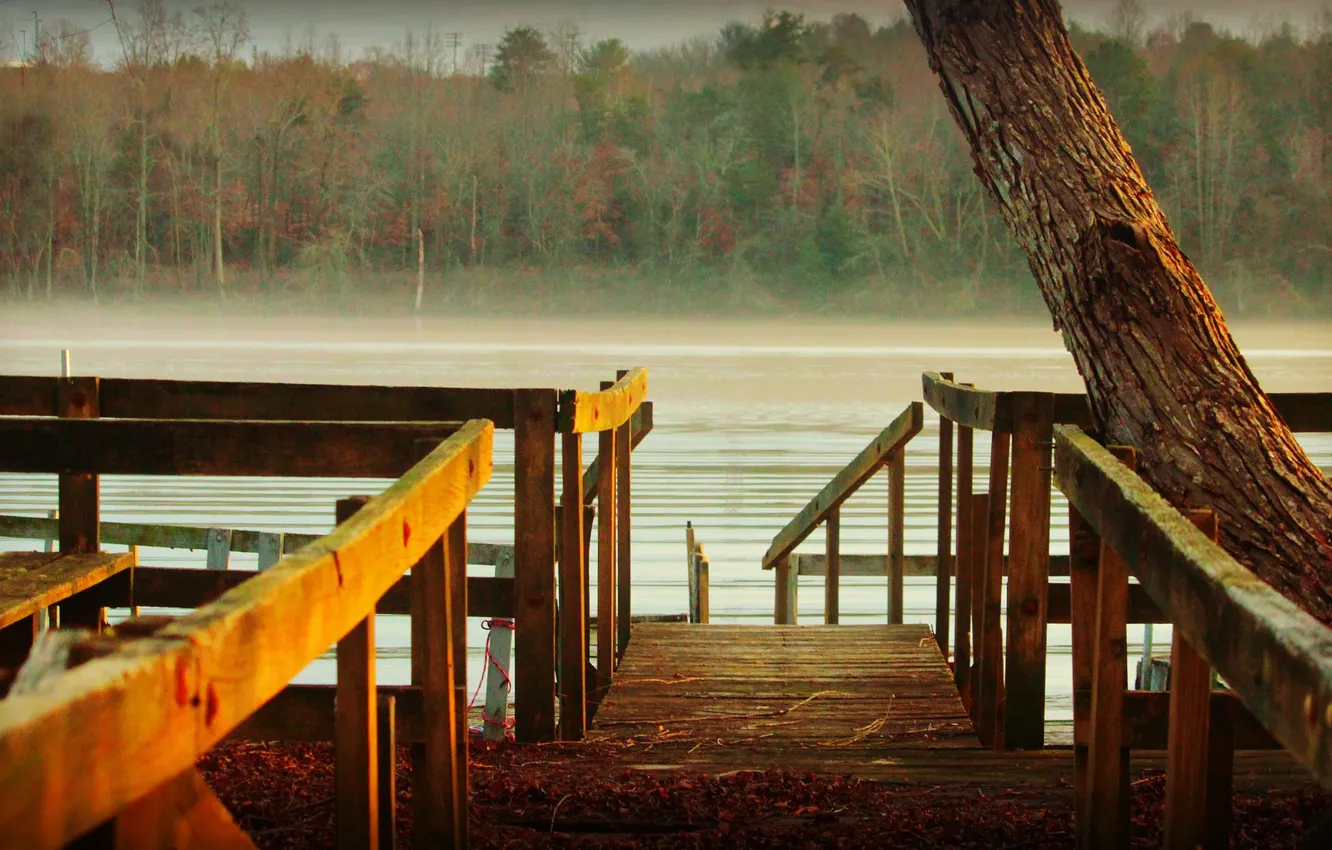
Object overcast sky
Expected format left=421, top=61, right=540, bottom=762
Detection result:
left=3, top=1, right=1329, bottom=64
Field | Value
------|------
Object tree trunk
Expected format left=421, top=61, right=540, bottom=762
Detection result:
left=903, top=0, right=1332, bottom=625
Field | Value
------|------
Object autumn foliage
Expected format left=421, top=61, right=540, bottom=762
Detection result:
left=2, top=7, right=1332, bottom=313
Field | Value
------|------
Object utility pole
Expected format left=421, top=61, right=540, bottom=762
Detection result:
left=444, top=32, right=462, bottom=75
left=477, top=43, right=491, bottom=78
left=31, top=12, right=40, bottom=63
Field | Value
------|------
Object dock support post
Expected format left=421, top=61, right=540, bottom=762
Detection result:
left=596, top=392, right=617, bottom=694
left=484, top=550, right=515, bottom=741
left=1083, top=447, right=1134, bottom=850
left=976, top=430, right=1010, bottom=748
left=1004, top=393, right=1055, bottom=750
left=378, top=694, right=397, bottom=850
left=935, top=372, right=954, bottom=653
left=888, top=450, right=905, bottom=624
left=415, top=514, right=468, bottom=847
left=513, top=389, right=557, bottom=743
left=335, top=496, right=378, bottom=850
left=1164, top=510, right=1224, bottom=850
left=205, top=528, right=232, bottom=571
left=954, top=413, right=974, bottom=703
left=1069, top=503, right=1100, bottom=834
left=825, top=508, right=840, bottom=625
left=967, top=493, right=988, bottom=722
left=775, top=553, right=798, bottom=625
left=615, top=403, right=632, bottom=661
left=256, top=532, right=284, bottom=570
left=558, top=410, right=587, bottom=740
left=57, top=372, right=104, bottom=631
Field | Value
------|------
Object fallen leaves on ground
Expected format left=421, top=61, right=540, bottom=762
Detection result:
left=197, top=740, right=1329, bottom=849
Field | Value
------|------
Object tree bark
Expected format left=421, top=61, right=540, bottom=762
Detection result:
left=902, top=0, right=1332, bottom=625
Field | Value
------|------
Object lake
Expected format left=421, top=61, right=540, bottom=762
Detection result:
left=3, top=306, right=1329, bottom=735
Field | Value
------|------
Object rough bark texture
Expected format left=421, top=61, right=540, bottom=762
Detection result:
left=903, top=0, right=1332, bottom=625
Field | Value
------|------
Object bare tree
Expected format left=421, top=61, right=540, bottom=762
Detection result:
left=1109, top=0, right=1147, bottom=47
left=194, top=1, right=249, bottom=299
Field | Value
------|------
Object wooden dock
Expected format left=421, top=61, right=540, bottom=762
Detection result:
left=589, top=623, right=976, bottom=767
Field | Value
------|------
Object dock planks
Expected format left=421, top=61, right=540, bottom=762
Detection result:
left=589, top=624, right=976, bottom=761
left=0, top=551, right=135, bottom=629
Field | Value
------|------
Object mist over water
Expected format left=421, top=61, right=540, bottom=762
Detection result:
left=2, top=305, right=1329, bottom=734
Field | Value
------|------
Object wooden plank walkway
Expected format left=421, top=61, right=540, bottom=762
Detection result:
left=0, top=552, right=135, bottom=629
left=589, top=624, right=976, bottom=761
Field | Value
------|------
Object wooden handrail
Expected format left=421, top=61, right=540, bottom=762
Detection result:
left=0, top=515, right=516, bottom=566
left=1053, top=424, right=1332, bottom=788
left=0, top=376, right=518, bottom=427
left=0, top=418, right=464, bottom=478
left=559, top=368, right=647, bottom=434
left=0, top=420, right=494, bottom=845
left=761, top=402, right=923, bottom=571
left=924, top=371, right=1332, bottom=433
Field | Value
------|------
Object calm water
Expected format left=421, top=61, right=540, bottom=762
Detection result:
left=2, top=307, right=1329, bottom=732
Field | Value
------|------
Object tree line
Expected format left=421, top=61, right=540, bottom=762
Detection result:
left=1, top=2, right=1330, bottom=315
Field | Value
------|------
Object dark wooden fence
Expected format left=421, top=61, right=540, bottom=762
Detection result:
left=921, top=371, right=1332, bottom=754
left=0, top=372, right=651, bottom=748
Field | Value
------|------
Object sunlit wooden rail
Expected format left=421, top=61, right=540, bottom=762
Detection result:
left=0, top=371, right=653, bottom=746
left=760, top=402, right=923, bottom=625
left=0, top=417, right=494, bottom=848
left=1054, top=426, right=1332, bottom=847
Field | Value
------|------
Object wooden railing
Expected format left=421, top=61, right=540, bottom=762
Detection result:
left=554, top=368, right=648, bottom=740
left=761, top=403, right=923, bottom=625
left=0, top=419, right=494, bottom=848
left=0, top=372, right=652, bottom=746
left=922, top=370, right=1332, bottom=752
left=1054, top=426, right=1332, bottom=847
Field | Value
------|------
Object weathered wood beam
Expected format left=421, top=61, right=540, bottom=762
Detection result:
left=512, top=389, right=557, bottom=743
left=762, top=403, right=923, bottom=571
left=560, top=369, right=648, bottom=434
left=0, top=418, right=464, bottom=478
left=0, top=376, right=516, bottom=427
left=0, top=421, right=493, bottom=847
left=792, top=553, right=1074, bottom=578
left=121, top=566, right=514, bottom=619
left=1055, top=425, right=1332, bottom=789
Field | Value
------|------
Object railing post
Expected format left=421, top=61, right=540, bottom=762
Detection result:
left=1004, top=392, right=1055, bottom=750
left=377, top=694, right=397, bottom=850
left=415, top=514, right=467, bottom=847
left=976, top=430, right=1010, bottom=748
left=887, top=450, right=905, bottom=625
left=686, top=522, right=697, bottom=623
left=615, top=408, right=632, bottom=661
left=446, top=512, right=468, bottom=846
left=558, top=402, right=587, bottom=740
left=775, top=553, right=798, bottom=625
left=513, top=389, right=557, bottom=743
left=825, top=508, right=840, bottom=625
left=1164, top=509, right=1221, bottom=850
left=935, top=373, right=954, bottom=653
left=57, top=373, right=105, bottom=631
left=205, top=527, right=232, bottom=571
left=1084, top=446, right=1135, bottom=850
left=1069, top=503, right=1101, bottom=834
left=968, top=493, right=989, bottom=723
left=697, top=552, right=709, bottom=623
left=484, top=550, right=515, bottom=742
left=335, top=495, right=378, bottom=850
left=596, top=387, right=617, bottom=693
left=954, top=414, right=974, bottom=703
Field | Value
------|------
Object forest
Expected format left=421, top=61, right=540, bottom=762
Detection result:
left=2, top=2, right=1331, bottom=315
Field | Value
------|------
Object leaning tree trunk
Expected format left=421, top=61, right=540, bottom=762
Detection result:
left=903, top=0, right=1332, bottom=625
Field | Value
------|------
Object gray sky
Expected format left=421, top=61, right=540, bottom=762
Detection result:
left=4, top=1, right=1329, bottom=65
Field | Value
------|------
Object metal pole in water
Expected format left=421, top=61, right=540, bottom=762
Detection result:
left=61, top=349, right=71, bottom=379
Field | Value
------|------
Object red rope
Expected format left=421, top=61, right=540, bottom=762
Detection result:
left=468, top=618, right=516, bottom=738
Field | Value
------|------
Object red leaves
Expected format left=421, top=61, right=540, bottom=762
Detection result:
left=197, top=740, right=1330, bottom=849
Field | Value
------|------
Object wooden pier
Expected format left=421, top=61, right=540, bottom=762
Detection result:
left=0, top=365, right=1328, bottom=849
left=589, top=623, right=975, bottom=766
